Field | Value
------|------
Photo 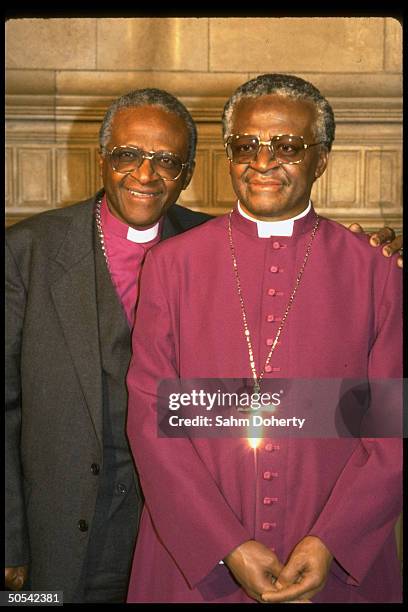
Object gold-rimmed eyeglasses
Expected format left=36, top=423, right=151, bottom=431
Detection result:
left=105, top=145, right=189, bottom=181
left=225, top=134, right=322, bottom=166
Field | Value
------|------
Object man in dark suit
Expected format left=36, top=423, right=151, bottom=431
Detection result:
left=5, top=88, right=211, bottom=603
left=4, top=87, right=402, bottom=603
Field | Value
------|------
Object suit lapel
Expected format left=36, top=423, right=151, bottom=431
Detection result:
left=162, top=203, right=213, bottom=241
left=50, top=201, right=103, bottom=451
left=94, top=227, right=131, bottom=378
left=48, top=197, right=207, bottom=451
left=162, top=208, right=181, bottom=240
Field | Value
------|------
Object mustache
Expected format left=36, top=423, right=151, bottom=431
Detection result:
left=243, top=171, right=290, bottom=187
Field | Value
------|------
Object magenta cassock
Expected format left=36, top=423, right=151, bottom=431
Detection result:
left=126, top=206, right=402, bottom=603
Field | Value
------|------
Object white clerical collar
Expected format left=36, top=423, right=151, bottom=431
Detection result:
left=237, top=201, right=312, bottom=237
left=126, top=223, right=160, bottom=243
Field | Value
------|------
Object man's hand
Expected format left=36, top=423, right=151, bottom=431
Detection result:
left=261, top=536, right=333, bottom=603
left=224, top=539, right=283, bottom=603
left=349, top=223, right=403, bottom=268
left=5, top=566, right=28, bottom=590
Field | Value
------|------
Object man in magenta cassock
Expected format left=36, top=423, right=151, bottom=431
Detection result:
left=126, top=74, right=402, bottom=603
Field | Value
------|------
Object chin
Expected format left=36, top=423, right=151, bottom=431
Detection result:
left=245, top=205, right=286, bottom=220
left=128, top=216, right=159, bottom=228
left=244, top=198, right=300, bottom=220
left=124, top=206, right=163, bottom=228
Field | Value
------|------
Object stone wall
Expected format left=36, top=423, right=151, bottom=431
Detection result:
left=5, top=17, right=402, bottom=230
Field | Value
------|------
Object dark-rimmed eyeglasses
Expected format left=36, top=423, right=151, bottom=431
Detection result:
left=225, top=134, right=322, bottom=166
left=105, top=145, right=188, bottom=181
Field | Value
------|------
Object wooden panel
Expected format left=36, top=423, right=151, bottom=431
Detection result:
left=326, top=149, right=362, bottom=207
left=365, top=149, right=399, bottom=208
left=56, top=147, right=94, bottom=206
left=17, top=147, right=53, bottom=207
left=213, top=149, right=235, bottom=208
left=311, top=169, right=327, bottom=209
left=179, top=150, right=209, bottom=208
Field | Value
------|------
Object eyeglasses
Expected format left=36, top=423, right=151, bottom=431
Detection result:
left=105, top=145, right=188, bottom=181
left=225, top=134, right=322, bottom=166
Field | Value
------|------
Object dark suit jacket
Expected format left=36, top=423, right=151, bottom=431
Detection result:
left=5, top=191, right=212, bottom=601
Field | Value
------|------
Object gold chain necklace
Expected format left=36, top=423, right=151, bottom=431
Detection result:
left=95, top=198, right=110, bottom=272
left=228, top=210, right=320, bottom=394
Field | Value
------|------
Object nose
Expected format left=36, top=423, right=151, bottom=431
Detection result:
left=249, top=144, right=280, bottom=172
left=129, top=156, right=159, bottom=183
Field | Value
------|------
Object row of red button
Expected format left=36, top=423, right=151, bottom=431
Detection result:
left=262, top=442, right=279, bottom=525
left=267, top=262, right=283, bottom=363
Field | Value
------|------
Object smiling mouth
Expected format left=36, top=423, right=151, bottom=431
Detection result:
left=127, top=188, right=161, bottom=198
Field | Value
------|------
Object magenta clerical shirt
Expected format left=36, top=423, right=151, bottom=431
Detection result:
left=100, top=195, right=161, bottom=326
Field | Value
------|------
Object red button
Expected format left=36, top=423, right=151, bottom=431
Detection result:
left=266, top=338, right=274, bottom=346
left=262, top=522, right=277, bottom=530
left=266, top=314, right=275, bottom=322
left=265, top=443, right=280, bottom=451
left=263, top=497, right=279, bottom=505
left=263, top=471, right=278, bottom=479
left=265, top=365, right=272, bottom=373
left=270, top=266, right=278, bottom=273
left=268, top=288, right=276, bottom=296
left=273, top=241, right=280, bottom=249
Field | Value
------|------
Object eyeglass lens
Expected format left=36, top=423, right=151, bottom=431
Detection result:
left=227, top=135, right=307, bottom=165
left=110, top=147, right=183, bottom=179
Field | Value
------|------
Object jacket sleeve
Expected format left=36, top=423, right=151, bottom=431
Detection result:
left=126, top=250, right=250, bottom=589
left=309, top=256, right=402, bottom=585
left=5, top=238, right=31, bottom=567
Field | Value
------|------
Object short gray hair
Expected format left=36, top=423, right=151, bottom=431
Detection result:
left=222, top=73, right=335, bottom=151
left=99, top=88, right=197, bottom=165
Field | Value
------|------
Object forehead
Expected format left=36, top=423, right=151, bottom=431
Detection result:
left=108, top=105, right=190, bottom=153
left=230, top=94, right=317, bottom=138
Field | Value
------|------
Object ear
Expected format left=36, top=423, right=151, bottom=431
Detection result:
left=181, top=160, right=195, bottom=190
left=314, top=147, right=329, bottom=181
